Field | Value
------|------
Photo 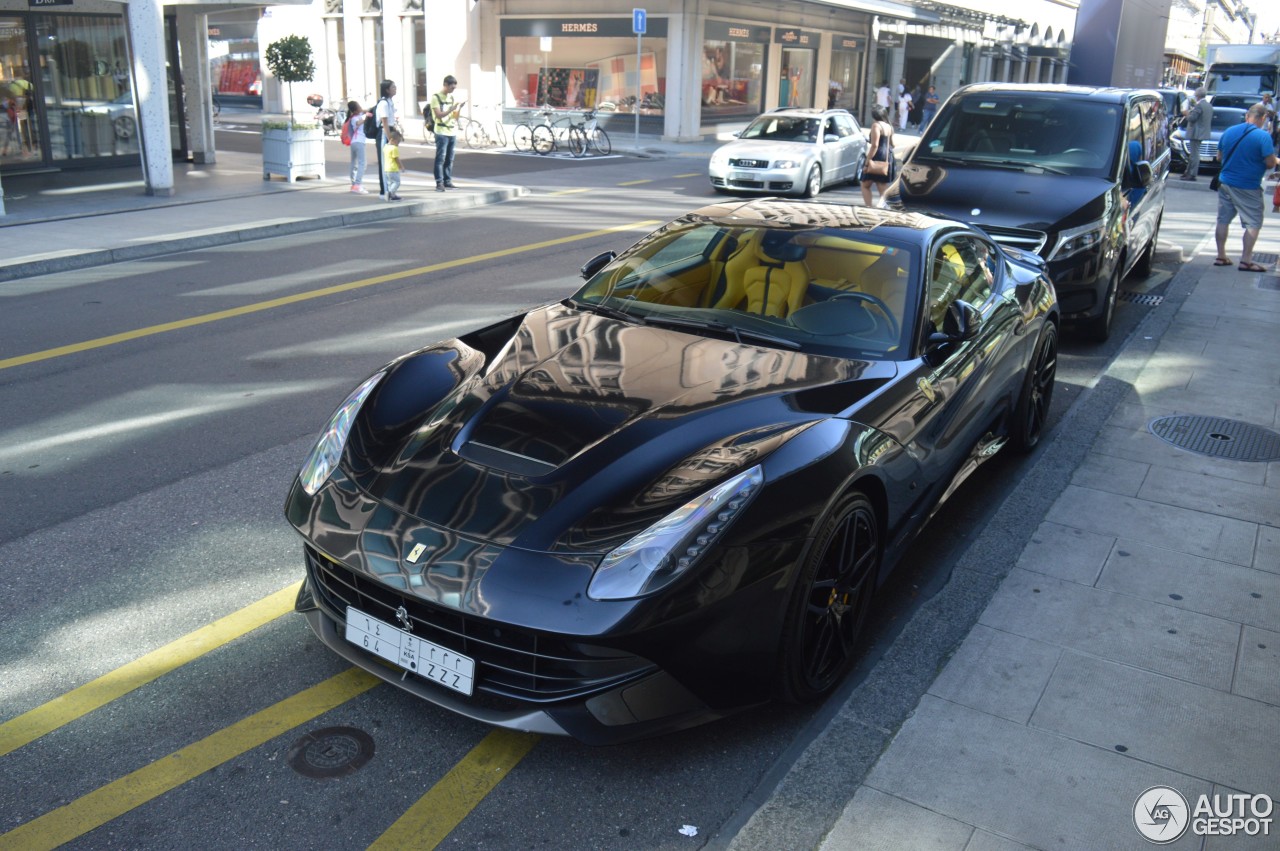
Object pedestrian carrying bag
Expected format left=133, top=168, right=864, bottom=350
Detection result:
left=1210, top=127, right=1256, bottom=191
left=363, top=104, right=380, bottom=139
left=423, top=96, right=436, bottom=133
left=340, top=116, right=352, bottom=146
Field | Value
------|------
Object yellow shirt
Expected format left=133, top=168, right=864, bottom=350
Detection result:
left=385, top=144, right=401, bottom=172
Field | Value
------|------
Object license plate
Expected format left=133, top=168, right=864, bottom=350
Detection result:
left=345, top=606, right=475, bottom=696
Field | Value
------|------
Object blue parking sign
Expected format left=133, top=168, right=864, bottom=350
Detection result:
left=633, top=8, right=646, bottom=34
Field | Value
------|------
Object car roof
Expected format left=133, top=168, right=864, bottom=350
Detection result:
left=687, top=197, right=951, bottom=235
left=764, top=107, right=850, bottom=117
left=950, top=83, right=1161, bottom=104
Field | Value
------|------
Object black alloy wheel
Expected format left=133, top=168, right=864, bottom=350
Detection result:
left=1084, top=264, right=1121, bottom=343
left=777, top=491, right=880, bottom=703
left=1010, top=322, right=1058, bottom=453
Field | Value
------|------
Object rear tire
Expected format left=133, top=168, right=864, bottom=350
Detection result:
left=532, top=125, right=555, bottom=155
left=512, top=124, right=533, bottom=152
left=776, top=491, right=880, bottom=703
left=568, top=127, right=587, bottom=158
left=465, top=121, right=486, bottom=149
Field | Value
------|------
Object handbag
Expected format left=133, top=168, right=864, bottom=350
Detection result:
left=864, top=124, right=894, bottom=176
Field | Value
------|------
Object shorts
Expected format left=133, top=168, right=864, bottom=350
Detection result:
left=1217, top=183, right=1264, bottom=231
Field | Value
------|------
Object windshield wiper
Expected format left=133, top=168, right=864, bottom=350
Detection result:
left=563, top=298, right=641, bottom=324
left=978, top=158, right=1071, bottom=176
left=642, top=315, right=801, bottom=349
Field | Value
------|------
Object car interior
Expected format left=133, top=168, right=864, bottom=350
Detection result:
left=581, top=226, right=918, bottom=352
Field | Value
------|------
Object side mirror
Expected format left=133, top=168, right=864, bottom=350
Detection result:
left=824, top=134, right=840, bottom=143
left=1134, top=160, right=1153, bottom=186
left=926, top=300, right=982, bottom=352
left=580, top=250, right=616, bottom=280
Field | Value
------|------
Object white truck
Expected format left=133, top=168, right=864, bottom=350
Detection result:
left=1204, top=44, right=1280, bottom=109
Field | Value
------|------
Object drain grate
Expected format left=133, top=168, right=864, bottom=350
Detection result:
left=1149, top=415, right=1280, bottom=462
left=287, top=726, right=375, bottom=779
left=1259, top=278, right=1280, bottom=291
left=1250, top=252, right=1278, bottom=265
left=1118, top=291, right=1164, bottom=306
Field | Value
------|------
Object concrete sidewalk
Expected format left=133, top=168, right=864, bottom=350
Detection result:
left=729, top=197, right=1280, bottom=849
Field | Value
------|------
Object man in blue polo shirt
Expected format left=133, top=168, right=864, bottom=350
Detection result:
left=1214, top=103, right=1279, bottom=272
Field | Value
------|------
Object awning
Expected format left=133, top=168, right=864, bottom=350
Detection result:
left=806, top=0, right=942, bottom=25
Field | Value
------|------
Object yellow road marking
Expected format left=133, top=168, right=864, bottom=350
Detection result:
left=368, top=728, right=540, bottom=850
left=546, top=188, right=592, bottom=195
left=617, top=179, right=652, bottom=186
left=0, top=667, right=379, bottom=851
left=0, top=581, right=302, bottom=759
left=0, top=221, right=660, bottom=372
left=673, top=172, right=700, bottom=178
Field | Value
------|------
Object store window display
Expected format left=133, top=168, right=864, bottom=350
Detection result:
left=701, top=21, right=768, bottom=119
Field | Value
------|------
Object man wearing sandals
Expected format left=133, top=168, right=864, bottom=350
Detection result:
left=1213, top=103, right=1279, bottom=272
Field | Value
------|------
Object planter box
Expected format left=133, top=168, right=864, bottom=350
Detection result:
left=262, top=127, right=326, bottom=182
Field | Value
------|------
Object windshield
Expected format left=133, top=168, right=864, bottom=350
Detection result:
left=1211, top=108, right=1248, bottom=130
left=916, top=94, right=1124, bottom=178
left=572, top=218, right=920, bottom=360
left=739, top=114, right=821, bottom=144
left=1208, top=70, right=1277, bottom=96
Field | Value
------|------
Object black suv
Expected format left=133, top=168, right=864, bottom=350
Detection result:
left=883, top=84, right=1169, bottom=340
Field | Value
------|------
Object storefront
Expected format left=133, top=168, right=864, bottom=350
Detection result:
left=775, top=27, right=820, bottom=110
left=700, top=20, right=769, bottom=120
left=500, top=16, right=669, bottom=132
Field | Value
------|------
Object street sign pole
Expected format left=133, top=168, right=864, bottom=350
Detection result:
left=633, top=8, right=646, bottom=147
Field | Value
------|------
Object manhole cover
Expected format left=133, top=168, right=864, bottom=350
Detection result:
left=1117, top=291, right=1164, bottom=306
left=1149, top=415, right=1280, bottom=462
left=287, top=726, right=375, bottom=779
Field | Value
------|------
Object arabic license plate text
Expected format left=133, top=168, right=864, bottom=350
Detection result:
left=345, top=606, right=475, bottom=696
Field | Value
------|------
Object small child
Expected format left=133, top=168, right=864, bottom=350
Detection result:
left=383, top=128, right=403, bottom=201
left=347, top=100, right=369, bottom=194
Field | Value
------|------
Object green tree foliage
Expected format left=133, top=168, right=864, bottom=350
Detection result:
left=264, top=35, right=315, bottom=124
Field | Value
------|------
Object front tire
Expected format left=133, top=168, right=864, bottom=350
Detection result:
left=512, top=124, right=533, bottom=152
left=1083, top=264, right=1120, bottom=343
left=776, top=491, right=880, bottom=703
left=1133, top=213, right=1161, bottom=278
left=1010, top=323, right=1057, bottom=452
left=590, top=127, right=611, bottom=155
left=803, top=164, right=822, bottom=198
left=532, top=125, right=555, bottom=155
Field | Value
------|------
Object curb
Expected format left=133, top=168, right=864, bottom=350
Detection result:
left=0, top=186, right=527, bottom=282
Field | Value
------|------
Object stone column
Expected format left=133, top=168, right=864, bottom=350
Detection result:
left=127, top=0, right=174, bottom=195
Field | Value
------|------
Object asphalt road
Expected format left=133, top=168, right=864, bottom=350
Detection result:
left=0, top=139, right=1201, bottom=849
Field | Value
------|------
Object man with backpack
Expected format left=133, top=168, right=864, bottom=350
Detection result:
left=430, top=75, right=464, bottom=192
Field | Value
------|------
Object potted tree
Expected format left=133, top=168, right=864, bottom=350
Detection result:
left=261, top=34, right=325, bottom=182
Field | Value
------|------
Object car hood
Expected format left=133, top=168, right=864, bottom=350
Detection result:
left=894, top=159, right=1110, bottom=233
left=715, top=138, right=817, bottom=162
left=361, top=302, right=895, bottom=552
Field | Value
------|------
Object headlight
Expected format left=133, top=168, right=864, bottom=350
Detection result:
left=298, top=372, right=385, bottom=495
left=588, top=465, right=764, bottom=601
left=1048, top=219, right=1105, bottom=262
left=710, top=150, right=728, bottom=166
left=773, top=159, right=800, bottom=169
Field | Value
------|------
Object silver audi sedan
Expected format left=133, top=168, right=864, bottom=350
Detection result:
left=708, top=108, right=869, bottom=198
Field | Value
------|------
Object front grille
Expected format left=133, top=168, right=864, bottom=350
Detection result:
left=729, top=178, right=765, bottom=189
left=306, top=547, right=655, bottom=705
left=1200, top=141, right=1218, bottom=158
left=978, top=225, right=1048, bottom=255
left=729, top=157, right=768, bottom=169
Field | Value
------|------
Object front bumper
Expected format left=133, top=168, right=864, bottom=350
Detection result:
left=708, top=164, right=804, bottom=194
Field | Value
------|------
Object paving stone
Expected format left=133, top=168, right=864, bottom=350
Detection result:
left=1070, top=450, right=1149, bottom=496
left=1094, top=425, right=1268, bottom=486
left=1258, top=527, right=1280, bottom=575
left=1048, top=486, right=1257, bottom=567
left=928, top=625, right=1061, bottom=724
left=1138, top=466, right=1280, bottom=528
left=1233, top=626, right=1280, bottom=705
left=980, top=569, right=1239, bottom=690
left=822, top=786, right=974, bottom=851
left=1031, top=653, right=1280, bottom=798
left=1200, top=783, right=1280, bottom=850
left=866, top=695, right=1209, bottom=851
left=964, top=831, right=1036, bottom=851
left=1119, top=386, right=1279, bottom=428
left=1098, top=540, right=1280, bottom=632
left=1016, top=521, right=1114, bottom=586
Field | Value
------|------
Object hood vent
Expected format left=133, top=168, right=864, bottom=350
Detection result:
left=459, top=440, right=558, bottom=476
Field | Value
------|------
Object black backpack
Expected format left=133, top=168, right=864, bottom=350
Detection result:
left=423, top=96, right=436, bottom=132
left=363, top=100, right=382, bottom=138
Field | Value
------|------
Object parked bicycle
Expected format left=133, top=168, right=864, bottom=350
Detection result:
left=513, top=107, right=557, bottom=154
left=458, top=107, right=507, bottom=149
left=565, top=108, right=611, bottom=157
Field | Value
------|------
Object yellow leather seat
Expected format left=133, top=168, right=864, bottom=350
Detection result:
left=713, top=230, right=809, bottom=319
